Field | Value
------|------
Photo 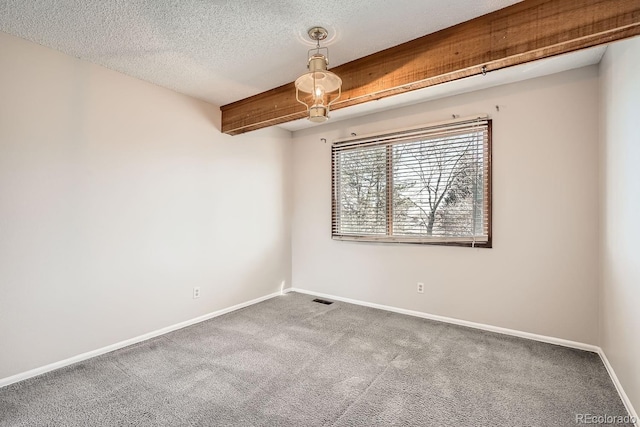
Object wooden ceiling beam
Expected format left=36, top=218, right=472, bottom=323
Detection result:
left=221, top=0, right=640, bottom=135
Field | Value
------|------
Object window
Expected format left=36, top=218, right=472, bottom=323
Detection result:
left=331, top=116, right=491, bottom=247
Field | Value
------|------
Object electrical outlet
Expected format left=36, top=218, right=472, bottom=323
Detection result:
left=193, top=287, right=201, bottom=299
left=417, top=282, right=424, bottom=294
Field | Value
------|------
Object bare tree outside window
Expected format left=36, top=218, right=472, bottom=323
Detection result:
left=392, top=133, right=483, bottom=237
left=337, top=147, right=387, bottom=235
left=332, top=118, right=491, bottom=247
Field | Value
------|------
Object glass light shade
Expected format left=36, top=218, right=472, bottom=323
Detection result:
left=294, top=71, right=342, bottom=95
left=295, top=53, right=342, bottom=122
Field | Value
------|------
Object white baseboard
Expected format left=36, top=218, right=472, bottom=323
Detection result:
left=0, top=290, right=285, bottom=389
left=286, top=287, right=599, bottom=352
left=286, top=287, right=637, bottom=425
left=598, top=349, right=639, bottom=426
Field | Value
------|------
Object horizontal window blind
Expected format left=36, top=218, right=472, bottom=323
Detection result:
left=331, top=116, right=491, bottom=247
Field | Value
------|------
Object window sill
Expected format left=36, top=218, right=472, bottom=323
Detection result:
left=332, top=234, right=492, bottom=248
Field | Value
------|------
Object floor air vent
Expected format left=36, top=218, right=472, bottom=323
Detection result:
left=313, top=298, right=334, bottom=305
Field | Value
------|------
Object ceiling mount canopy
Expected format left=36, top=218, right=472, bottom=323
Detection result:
left=295, top=26, right=342, bottom=123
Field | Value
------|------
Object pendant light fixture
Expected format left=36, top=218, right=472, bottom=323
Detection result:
left=295, top=27, right=342, bottom=123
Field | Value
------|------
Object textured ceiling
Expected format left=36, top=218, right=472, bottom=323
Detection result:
left=0, top=0, right=523, bottom=107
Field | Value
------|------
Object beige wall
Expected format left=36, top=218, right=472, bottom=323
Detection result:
left=291, top=66, right=601, bottom=345
left=0, top=32, right=292, bottom=379
left=600, top=37, right=640, bottom=414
